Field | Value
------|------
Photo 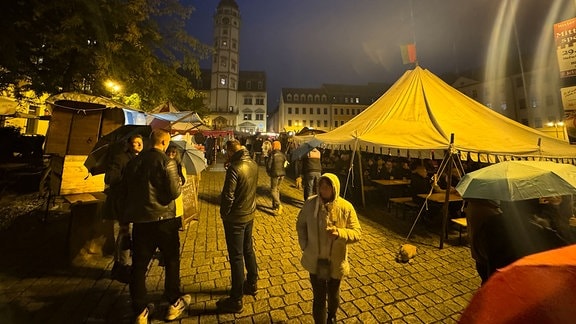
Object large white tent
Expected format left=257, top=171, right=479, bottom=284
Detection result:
left=298, top=66, right=576, bottom=163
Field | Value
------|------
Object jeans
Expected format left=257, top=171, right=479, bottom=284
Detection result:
left=310, top=274, right=341, bottom=324
left=270, top=176, right=284, bottom=209
left=115, top=222, right=132, bottom=265
left=223, top=220, right=258, bottom=301
left=130, top=218, right=182, bottom=313
left=303, top=172, right=321, bottom=201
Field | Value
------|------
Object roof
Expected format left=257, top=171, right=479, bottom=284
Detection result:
left=296, top=66, right=576, bottom=162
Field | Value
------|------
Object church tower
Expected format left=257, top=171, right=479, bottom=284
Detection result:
left=210, top=0, right=240, bottom=115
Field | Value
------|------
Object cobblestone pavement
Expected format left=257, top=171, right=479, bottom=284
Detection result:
left=0, top=162, right=480, bottom=323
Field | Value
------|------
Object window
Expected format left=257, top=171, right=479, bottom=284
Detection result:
left=340, top=108, right=344, bottom=115
left=521, top=118, right=529, bottom=126
left=231, top=60, right=237, bottom=71
left=355, top=97, right=360, bottom=103
left=317, top=108, right=321, bottom=114
left=346, top=108, right=350, bottom=115
left=295, top=107, right=299, bottom=114
left=316, top=120, right=320, bottom=127
left=221, top=40, right=228, bottom=47
left=300, top=94, right=306, bottom=101
left=334, top=108, right=338, bottom=115
left=244, top=97, right=252, bottom=105
left=288, top=107, right=292, bottom=114
left=334, top=121, right=338, bottom=127
left=324, top=120, right=328, bottom=127
left=255, top=98, right=264, bottom=105
left=310, top=108, right=314, bottom=114
left=222, top=29, right=228, bottom=35
left=340, top=121, right=345, bottom=126
left=258, top=81, right=263, bottom=90
left=232, top=40, right=237, bottom=49
left=302, top=108, right=306, bottom=115
left=308, top=95, right=313, bottom=102
left=322, top=95, right=327, bottom=102
left=243, top=113, right=252, bottom=120
left=246, top=81, right=251, bottom=89
left=255, top=113, right=264, bottom=120
left=534, top=117, right=542, bottom=128
left=220, top=75, right=227, bottom=85
left=294, top=95, right=299, bottom=102
left=519, top=98, right=526, bottom=109
left=303, top=120, right=307, bottom=126
left=287, top=94, right=292, bottom=101
left=345, top=98, right=349, bottom=103
left=310, top=120, right=313, bottom=126
left=531, top=98, right=537, bottom=108
left=315, top=95, right=320, bottom=102
left=324, top=108, right=328, bottom=115
left=288, top=120, right=292, bottom=126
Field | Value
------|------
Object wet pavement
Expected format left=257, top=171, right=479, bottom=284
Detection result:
left=0, top=162, right=480, bottom=323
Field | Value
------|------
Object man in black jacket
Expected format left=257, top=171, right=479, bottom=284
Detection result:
left=217, top=139, right=259, bottom=313
left=301, top=147, right=322, bottom=201
left=266, top=140, right=287, bottom=215
left=122, top=129, right=189, bottom=323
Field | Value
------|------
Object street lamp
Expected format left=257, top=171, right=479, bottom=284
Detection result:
left=546, top=121, right=565, bottom=140
left=104, top=80, right=122, bottom=98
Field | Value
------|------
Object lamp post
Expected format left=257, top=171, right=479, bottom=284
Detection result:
left=546, top=121, right=566, bottom=140
left=105, top=80, right=122, bottom=100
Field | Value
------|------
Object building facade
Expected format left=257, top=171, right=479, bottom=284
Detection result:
left=272, top=83, right=388, bottom=133
left=194, top=0, right=267, bottom=134
left=452, top=65, right=566, bottom=139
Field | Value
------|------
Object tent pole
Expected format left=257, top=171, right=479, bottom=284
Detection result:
left=439, top=134, right=455, bottom=249
left=357, top=148, right=366, bottom=208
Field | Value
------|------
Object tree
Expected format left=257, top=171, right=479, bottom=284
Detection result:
left=0, top=0, right=212, bottom=113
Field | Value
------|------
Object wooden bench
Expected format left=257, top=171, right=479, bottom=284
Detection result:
left=450, top=217, right=468, bottom=245
left=388, top=197, right=414, bottom=218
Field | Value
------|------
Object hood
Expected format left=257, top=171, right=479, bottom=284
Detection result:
left=319, top=173, right=340, bottom=203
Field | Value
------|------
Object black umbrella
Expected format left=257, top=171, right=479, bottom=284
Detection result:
left=84, top=125, right=152, bottom=175
left=171, top=140, right=207, bottom=175
left=290, top=138, right=323, bottom=162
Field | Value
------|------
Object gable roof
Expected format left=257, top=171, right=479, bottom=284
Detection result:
left=300, top=67, right=576, bottom=163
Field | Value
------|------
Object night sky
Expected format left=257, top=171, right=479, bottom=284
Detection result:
left=184, top=0, right=576, bottom=111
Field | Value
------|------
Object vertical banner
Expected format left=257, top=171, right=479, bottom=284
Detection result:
left=554, top=17, right=576, bottom=78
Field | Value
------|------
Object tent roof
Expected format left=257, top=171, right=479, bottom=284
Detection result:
left=299, top=67, right=576, bottom=162
left=46, top=92, right=140, bottom=111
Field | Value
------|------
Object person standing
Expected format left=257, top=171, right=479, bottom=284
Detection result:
left=104, top=134, right=143, bottom=283
left=296, top=173, right=361, bottom=324
left=261, top=139, right=272, bottom=167
left=301, top=147, right=322, bottom=201
left=217, top=139, right=259, bottom=313
left=266, top=140, right=287, bottom=215
left=122, top=129, right=190, bottom=323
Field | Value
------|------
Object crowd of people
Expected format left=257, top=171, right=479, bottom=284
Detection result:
left=102, top=131, right=576, bottom=323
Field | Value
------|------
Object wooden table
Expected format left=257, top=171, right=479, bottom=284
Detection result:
left=371, top=179, right=411, bottom=206
left=417, top=192, right=463, bottom=203
left=372, top=179, right=411, bottom=186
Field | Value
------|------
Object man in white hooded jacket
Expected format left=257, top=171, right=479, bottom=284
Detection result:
left=296, top=173, right=362, bottom=324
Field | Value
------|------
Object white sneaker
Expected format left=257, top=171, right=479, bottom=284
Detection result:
left=135, top=304, right=154, bottom=324
left=165, top=294, right=191, bottom=321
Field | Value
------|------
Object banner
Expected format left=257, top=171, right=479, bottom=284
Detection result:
left=554, top=17, right=576, bottom=78
left=400, top=44, right=417, bottom=65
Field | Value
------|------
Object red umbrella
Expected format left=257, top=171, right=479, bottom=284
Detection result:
left=460, top=244, right=576, bottom=324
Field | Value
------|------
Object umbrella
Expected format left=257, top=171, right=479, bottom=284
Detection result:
left=290, top=137, right=323, bottom=162
left=459, top=244, right=576, bottom=323
left=170, top=140, right=207, bottom=175
left=84, top=125, right=152, bottom=175
left=455, top=161, right=576, bottom=201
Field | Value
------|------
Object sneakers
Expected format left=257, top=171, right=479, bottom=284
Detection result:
left=134, top=303, right=154, bottom=324
left=216, top=297, right=243, bottom=313
left=110, top=262, right=131, bottom=284
left=165, top=294, right=191, bottom=321
left=243, top=281, right=258, bottom=296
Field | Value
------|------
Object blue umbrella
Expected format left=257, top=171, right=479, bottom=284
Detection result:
left=290, top=138, right=323, bottom=162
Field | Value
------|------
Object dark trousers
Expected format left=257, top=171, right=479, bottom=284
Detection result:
left=223, top=220, right=258, bottom=301
left=130, top=218, right=182, bottom=313
left=310, top=274, right=341, bottom=324
left=303, top=171, right=321, bottom=201
left=270, top=176, right=284, bottom=209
